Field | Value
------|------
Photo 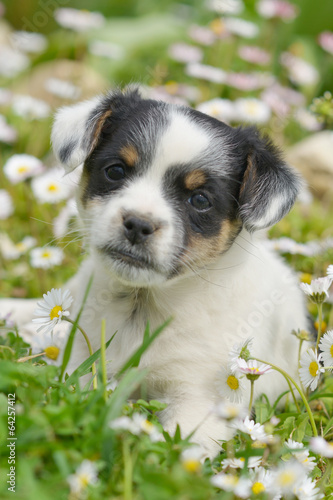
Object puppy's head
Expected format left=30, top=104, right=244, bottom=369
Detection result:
left=52, top=88, right=300, bottom=287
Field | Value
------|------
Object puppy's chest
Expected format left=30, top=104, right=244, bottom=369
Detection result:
left=83, top=287, right=167, bottom=363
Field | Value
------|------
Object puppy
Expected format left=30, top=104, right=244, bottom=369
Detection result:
left=7, top=88, right=309, bottom=457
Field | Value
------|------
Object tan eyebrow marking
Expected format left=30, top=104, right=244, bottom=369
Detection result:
left=119, top=144, right=139, bottom=167
left=184, top=169, right=206, bottom=190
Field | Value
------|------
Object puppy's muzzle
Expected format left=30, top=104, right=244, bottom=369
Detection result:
left=123, top=215, right=156, bottom=245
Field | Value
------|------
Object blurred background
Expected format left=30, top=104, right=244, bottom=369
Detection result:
left=0, top=0, right=332, bottom=300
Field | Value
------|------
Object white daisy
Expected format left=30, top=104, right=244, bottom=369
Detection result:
left=249, top=467, right=277, bottom=498
left=216, top=367, right=245, bottom=403
left=327, top=265, right=333, bottom=279
left=12, top=95, right=51, bottom=120
left=214, top=401, right=247, bottom=421
left=300, top=277, right=332, bottom=303
left=229, top=337, right=253, bottom=372
left=0, top=115, right=17, bottom=144
left=299, top=349, right=324, bottom=391
left=3, top=154, right=44, bottom=184
left=0, top=190, right=14, bottom=220
left=0, top=46, right=29, bottom=78
left=221, top=456, right=261, bottom=469
left=238, top=45, right=271, bottom=65
left=234, top=97, right=271, bottom=124
left=272, top=460, right=307, bottom=497
left=224, top=17, right=259, bottom=38
left=4, top=236, right=37, bottom=260
left=67, top=460, right=98, bottom=495
left=285, top=438, right=304, bottom=450
left=30, top=246, right=64, bottom=269
left=132, top=413, right=163, bottom=442
left=88, top=40, right=125, bottom=61
left=280, top=52, right=319, bottom=87
left=0, top=88, right=13, bottom=106
left=110, top=414, right=162, bottom=442
left=30, top=330, right=66, bottom=366
left=211, top=473, right=251, bottom=498
left=257, top=0, right=298, bottom=20
left=31, top=168, right=72, bottom=204
left=54, top=8, right=105, bottom=32
left=236, top=358, right=272, bottom=379
left=44, top=78, right=81, bottom=100
left=293, top=476, right=324, bottom=500
left=197, top=98, right=236, bottom=123
left=180, top=446, right=205, bottom=473
left=168, top=43, right=203, bottom=64
left=32, top=288, right=73, bottom=335
left=185, top=63, right=227, bottom=83
left=310, top=436, right=333, bottom=458
left=319, top=330, right=333, bottom=370
left=11, top=31, right=48, bottom=53
left=207, top=0, right=244, bottom=15
left=234, top=416, right=268, bottom=442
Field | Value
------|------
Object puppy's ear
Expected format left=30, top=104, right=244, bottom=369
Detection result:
left=238, top=127, right=301, bottom=232
left=51, top=88, right=142, bottom=173
left=51, top=96, right=103, bottom=173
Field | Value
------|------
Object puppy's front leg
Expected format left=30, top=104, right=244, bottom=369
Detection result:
left=158, top=394, right=231, bottom=459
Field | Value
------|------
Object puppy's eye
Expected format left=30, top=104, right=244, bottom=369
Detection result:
left=188, top=193, right=211, bottom=211
left=105, top=165, right=125, bottom=181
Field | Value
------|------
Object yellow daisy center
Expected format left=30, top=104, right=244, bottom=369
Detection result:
left=18, top=165, right=28, bottom=174
left=252, top=482, right=266, bottom=495
left=78, top=473, right=90, bottom=488
left=50, top=305, right=62, bottom=320
left=47, top=183, right=59, bottom=192
left=245, top=102, right=260, bottom=116
left=309, top=361, right=318, bottom=377
left=330, top=344, right=333, bottom=357
left=141, top=420, right=154, bottom=434
left=42, top=251, right=51, bottom=258
left=45, top=346, right=60, bottom=360
left=279, top=471, right=295, bottom=486
left=182, top=459, right=201, bottom=473
left=227, top=375, right=239, bottom=390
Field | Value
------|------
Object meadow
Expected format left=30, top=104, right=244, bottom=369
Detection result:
left=0, top=0, right=333, bottom=498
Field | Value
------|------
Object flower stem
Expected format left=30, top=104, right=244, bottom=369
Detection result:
left=248, top=379, right=254, bottom=413
left=65, top=318, right=97, bottom=390
left=251, top=357, right=318, bottom=437
left=123, top=440, right=133, bottom=500
left=100, top=318, right=107, bottom=402
left=298, top=339, right=304, bottom=370
left=315, top=303, right=323, bottom=352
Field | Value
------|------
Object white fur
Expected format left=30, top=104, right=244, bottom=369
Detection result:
left=51, top=96, right=100, bottom=172
left=150, top=111, right=211, bottom=179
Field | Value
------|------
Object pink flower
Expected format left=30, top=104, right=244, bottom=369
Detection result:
left=226, top=71, right=273, bottom=91
left=257, top=0, right=298, bottom=21
left=318, top=31, right=333, bottom=55
left=188, top=25, right=216, bottom=46
left=168, top=43, right=203, bottom=64
left=238, top=45, right=271, bottom=65
left=236, top=359, right=272, bottom=376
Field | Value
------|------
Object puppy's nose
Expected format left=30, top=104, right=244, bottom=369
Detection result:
left=123, top=216, right=155, bottom=245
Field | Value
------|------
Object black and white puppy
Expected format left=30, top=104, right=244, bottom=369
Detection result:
left=11, top=88, right=310, bottom=456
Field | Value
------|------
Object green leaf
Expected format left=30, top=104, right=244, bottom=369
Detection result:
left=59, top=275, right=93, bottom=382
left=65, top=332, right=116, bottom=387
left=117, top=318, right=172, bottom=376
left=294, top=414, right=310, bottom=442
left=254, top=394, right=272, bottom=424
left=106, top=368, right=148, bottom=424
